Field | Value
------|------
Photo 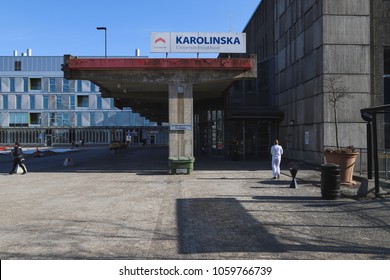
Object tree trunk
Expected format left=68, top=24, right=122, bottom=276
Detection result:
left=333, top=105, right=339, bottom=149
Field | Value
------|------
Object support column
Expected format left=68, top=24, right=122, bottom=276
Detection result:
left=168, top=83, right=195, bottom=174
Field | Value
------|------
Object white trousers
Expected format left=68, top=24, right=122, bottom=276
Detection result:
left=272, top=156, right=281, bottom=177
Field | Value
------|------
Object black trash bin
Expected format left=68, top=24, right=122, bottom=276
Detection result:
left=321, top=163, right=340, bottom=199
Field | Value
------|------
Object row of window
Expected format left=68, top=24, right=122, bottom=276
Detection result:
left=7, top=111, right=150, bottom=128
left=0, top=77, right=99, bottom=93
left=1, top=94, right=113, bottom=110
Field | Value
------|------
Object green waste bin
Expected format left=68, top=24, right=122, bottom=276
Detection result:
left=169, top=156, right=195, bottom=175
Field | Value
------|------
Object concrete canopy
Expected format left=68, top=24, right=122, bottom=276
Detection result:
left=62, top=55, right=257, bottom=123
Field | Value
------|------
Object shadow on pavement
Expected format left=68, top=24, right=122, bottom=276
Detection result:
left=177, top=198, right=286, bottom=254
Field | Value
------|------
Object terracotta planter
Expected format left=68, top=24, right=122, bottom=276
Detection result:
left=324, top=152, right=359, bottom=185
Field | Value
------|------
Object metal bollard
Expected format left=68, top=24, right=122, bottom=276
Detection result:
left=289, top=167, right=298, bottom=188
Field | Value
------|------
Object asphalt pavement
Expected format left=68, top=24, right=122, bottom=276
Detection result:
left=0, top=145, right=389, bottom=259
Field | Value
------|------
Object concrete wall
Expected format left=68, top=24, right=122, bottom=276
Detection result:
left=371, top=0, right=390, bottom=149
left=273, top=0, right=371, bottom=164
left=275, top=0, right=324, bottom=163
left=372, top=0, right=390, bottom=91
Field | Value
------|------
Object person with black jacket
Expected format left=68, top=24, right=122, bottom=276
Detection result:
left=9, top=142, right=27, bottom=175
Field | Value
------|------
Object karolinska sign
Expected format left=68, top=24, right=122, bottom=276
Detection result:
left=151, top=32, right=246, bottom=53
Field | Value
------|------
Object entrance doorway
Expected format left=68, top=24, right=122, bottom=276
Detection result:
left=46, top=135, right=52, bottom=146
left=226, top=120, right=271, bottom=160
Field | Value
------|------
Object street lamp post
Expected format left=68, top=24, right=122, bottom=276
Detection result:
left=96, top=27, right=107, bottom=58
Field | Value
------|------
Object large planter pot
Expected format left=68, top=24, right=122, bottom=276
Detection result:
left=324, top=151, right=359, bottom=185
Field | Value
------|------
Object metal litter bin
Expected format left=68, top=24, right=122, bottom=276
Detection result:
left=321, top=164, right=340, bottom=199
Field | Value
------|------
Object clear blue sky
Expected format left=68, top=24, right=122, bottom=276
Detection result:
left=0, top=0, right=260, bottom=58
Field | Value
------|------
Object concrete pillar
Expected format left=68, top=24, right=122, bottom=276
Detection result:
left=168, top=83, right=195, bottom=174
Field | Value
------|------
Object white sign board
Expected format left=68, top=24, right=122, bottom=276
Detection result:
left=169, top=124, right=192, bottom=131
left=151, top=32, right=246, bottom=53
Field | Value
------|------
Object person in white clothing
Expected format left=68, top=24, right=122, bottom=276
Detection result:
left=271, top=139, right=283, bottom=179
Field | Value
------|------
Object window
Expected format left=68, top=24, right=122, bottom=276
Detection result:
left=14, top=61, right=21, bottom=71
left=70, top=95, right=75, bottom=109
left=91, top=83, right=97, bottom=92
left=24, top=78, right=29, bottom=92
left=63, top=79, right=69, bottom=92
left=57, top=95, right=62, bottom=109
left=10, top=78, right=15, bottom=92
left=30, top=78, right=42, bottom=90
left=3, top=96, right=8, bottom=109
left=110, top=98, right=114, bottom=109
left=116, top=112, right=123, bottom=126
left=77, top=80, right=82, bottom=92
left=16, top=95, right=22, bottom=109
left=49, top=78, right=56, bottom=92
left=77, top=112, right=82, bottom=126
left=90, top=112, right=96, bottom=126
left=97, top=96, right=102, bottom=109
left=58, top=112, right=69, bottom=126
left=48, top=95, right=56, bottom=109
left=77, top=95, right=89, bottom=107
left=9, top=113, right=28, bottom=127
left=43, top=95, right=49, bottom=109
left=50, top=113, right=56, bottom=126
left=103, top=112, right=109, bottom=126
left=69, top=80, right=76, bottom=92
left=30, top=95, right=35, bottom=109
left=29, top=113, right=41, bottom=125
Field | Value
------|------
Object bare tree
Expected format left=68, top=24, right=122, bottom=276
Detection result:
left=324, top=76, right=350, bottom=150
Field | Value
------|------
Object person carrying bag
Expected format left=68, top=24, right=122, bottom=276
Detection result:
left=9, top=142, right=27, bottom=175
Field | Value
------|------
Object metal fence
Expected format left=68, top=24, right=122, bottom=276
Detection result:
left=360, top=104, right=390, bottom=195
left=324, top=146, right=390, bottom=181
left=354, top=147, right=390, bottom=180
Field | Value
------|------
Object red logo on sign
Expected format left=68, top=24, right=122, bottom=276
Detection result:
left=155, top=37, right=166, bottom=44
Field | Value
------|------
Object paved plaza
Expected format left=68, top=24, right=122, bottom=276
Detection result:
left=0, top=146, right=389, bottom=259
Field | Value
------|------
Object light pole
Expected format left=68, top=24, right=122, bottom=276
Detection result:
left=96, top=27, right=107, bottom=58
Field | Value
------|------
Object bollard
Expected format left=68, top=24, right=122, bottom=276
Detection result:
left=63, top=157, right=74, bottom=167
left=289, top=167, right=298, bottom=188
left=34, top=147, right=41, bottom=157
left=321, top=164, right=340, bottom=199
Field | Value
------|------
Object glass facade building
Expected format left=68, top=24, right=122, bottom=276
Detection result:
left=0, top=55, right=167, bottom=146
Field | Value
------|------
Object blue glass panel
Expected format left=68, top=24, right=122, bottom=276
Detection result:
left=10, top=78, right=15, bottom=92
left=3, top=96, right=8, bottom=109
left=43, top=95, right=49, bottom=109
left=63, top=79, right=69, bottom=92
left=30, top=95, right=35, bottom=109
left=97, top=96, right=102, bottom=109
left=24, top=78, right=28, bottom=92
left=50, top=78, right=56, bottom=92
left=70, top=96, right=75, bottom=109
left=16, top=95, right=22, bottom=109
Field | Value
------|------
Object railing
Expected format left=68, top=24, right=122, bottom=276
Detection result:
left=377, top=149, right=390, bottom=180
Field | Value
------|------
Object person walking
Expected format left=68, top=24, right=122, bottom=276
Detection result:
left=271, top=139, right=283, bottom=179
left=9, top=142, right=27, bottom=175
